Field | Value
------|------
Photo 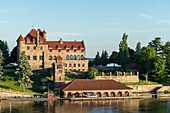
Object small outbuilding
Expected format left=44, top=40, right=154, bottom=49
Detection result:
left=59, top=79, right=132, bottom=98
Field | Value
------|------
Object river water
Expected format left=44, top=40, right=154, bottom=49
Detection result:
left=1, top=98, right=170, bottom=113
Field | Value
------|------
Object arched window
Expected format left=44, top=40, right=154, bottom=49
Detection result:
left=81, top=55, right=84, bottom=60
left=74, top=63, right=76, bottom=67
left=66, top=55, right=69, bottom=60
left=69, top=63, right=72, bottom=67
left=77, top=55, right=80, bottom=60
left=82, top=63, right=85, bottom=67
left=78, top=64, right=80, bottom=67
left=70, top=55, right=73, bottom=60
left=74, top=55, right=77, bottom=60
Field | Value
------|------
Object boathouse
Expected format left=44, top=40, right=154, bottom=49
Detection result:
left=59, top=79, right=132, bottom=98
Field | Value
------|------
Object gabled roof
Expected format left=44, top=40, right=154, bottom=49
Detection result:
left=60, top=79, right=132, bottom=91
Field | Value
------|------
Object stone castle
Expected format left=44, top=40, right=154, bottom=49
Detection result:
left=17, top=28, right=88, bottom=82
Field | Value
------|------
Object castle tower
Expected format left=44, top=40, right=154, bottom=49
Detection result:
left=16, top=34, right=25, bottom=62
left=52, top=56, right=65, bottom=86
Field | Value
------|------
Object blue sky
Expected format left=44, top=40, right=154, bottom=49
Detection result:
left=0, top=0, right=170, bottom=57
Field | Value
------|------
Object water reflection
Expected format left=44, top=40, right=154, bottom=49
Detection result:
left=1, top=99, right=170, bottom=113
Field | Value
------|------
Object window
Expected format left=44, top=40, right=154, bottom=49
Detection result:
left=81, top=49, right=84, bottom=52
left=27, top=39, right=30, bottom=43
left=78, top=64, right=80, bottom=67
left=33, top=46, right=36, bottom=50
left=39, top=56, right=43, bottom=60
left=58, top=49, right=61, bottom=52
left=65, top=63, right=67, bottom=67
left=69, top=63, right=72, bottom=67
left=27, top=46, right=30, bottom=50
left=33, top=56, right=37, bottom=60
left=33, top=39, right=36, bottom=43
left=49, top=56, right=52, bottom=60
left=66, top=55, right=69, bottom=60
left=39, top=65, right=43, bottom=68
left=40, top=46, right=43, bottom=50
left=77, top=55, right=80, bottom=60
left=82, top=63, right=85, bottom=67
left=74, top=63, right=76, bottom=67
left=58, top=70, right=62, bottom=74
left=27, top=56, right=30, bottom=60
left=54, top=56, right=57, bottom=60
left=66, top=49, right=69, bottom=52
left=74, top=49, right=76, bottom=52
left=70, top=55, right=73, bottom=60
left=74, top=55, right=77, bottom=60
left=81, top=55, right=84, bottom=60
left=40, top=40, right=43, bottom=43
left=50, top=49, right=52, bottom=52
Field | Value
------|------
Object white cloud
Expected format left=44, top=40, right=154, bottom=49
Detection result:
left=139, top=12, right=153, bottom=19
left=158, top=19, right=170, bottom=24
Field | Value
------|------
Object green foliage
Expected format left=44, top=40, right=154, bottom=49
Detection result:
left=88, top=68, right=99, bottom=79
left=139, top=46, right=156, bottom=81
left=164, top=90, right=170, bottom=94
left=0, top=40, right=10, bottom=65
left=153, top=56, right=166, bottom=76
left=15, top=51, right=33, bottom=92
left=10, top=46, right=17, bottom=63
left=100, top=50, right=109, bottom=66
left=123, top=80, right=159, bottom=85
left=93, top=51, right=101, bottom=66
left=118, top=33, right=130, bottom=69
left=148, top=37, right=162, bottom=55
left=109, top=51, right=118, bottom=65
left=162, top=41, right=170, bottom=72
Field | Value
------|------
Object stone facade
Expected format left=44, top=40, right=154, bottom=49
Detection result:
left=17, top=28, right=88, bottom=72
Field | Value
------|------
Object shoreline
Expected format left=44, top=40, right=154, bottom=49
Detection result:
left=1, top=94, right=170, bottom=101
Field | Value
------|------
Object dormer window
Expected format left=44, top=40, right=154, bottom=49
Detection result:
left=39, top=39, right=43, bottom=43
left=27, top=39, right=30, bottom=43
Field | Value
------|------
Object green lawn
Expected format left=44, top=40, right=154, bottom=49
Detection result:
left=0, top=80, right=37, bottom=94
left=122, top=80, right=159, bottom=85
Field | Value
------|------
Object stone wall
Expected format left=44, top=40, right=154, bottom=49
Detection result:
left=128, top=84, right=163, bottom=93
left=0, top=90, right=33, bottom=98
left=95, top=75, right=139, bottom=83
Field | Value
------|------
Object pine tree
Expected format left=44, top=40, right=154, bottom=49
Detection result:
left=15, top=51, right=33, bottom=92
left=0, top=50, right=3, bottom=81
left=93, top=51, right=101, bottom=66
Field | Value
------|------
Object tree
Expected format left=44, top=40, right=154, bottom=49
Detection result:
left=88, top=68, right=99, bottom=79
left=109, top=51, right=118, bottom=66
left=162, top=41, right=170, bottom=72
left=139, top=46, right=156, bottom=81
left=0, top=50, right=4, bottom=81
left=118, top=33, right=130, bottom=69
left=10, top=46, right=17, bottom=63
left=134, top=42, right=142, bottom=64
left=93, top=51, right=101, bottom=66
left=0, top=40, right=10, bottom=65
left=153, top=56, right=166, bottom=81
left=148, top=37, right=162, bottom=55
left=128, top=47, right=135, bottom=63
left=15, top=51, right=33, bottom=92
left=100, top=50, right=109, bottom=66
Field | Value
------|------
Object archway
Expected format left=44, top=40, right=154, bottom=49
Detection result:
left=117, top=91, right=122, bottom=97
left=110, top=92, right=116, bottom=97
left=67, top=92, right=72, bottom=98
left=124, top=91, right=130, bottom=96
left=103, top=92, right=109, bottom=97
left=96, top=92, right=102, bottom=97
left=75, top=92, right=80, bottom=97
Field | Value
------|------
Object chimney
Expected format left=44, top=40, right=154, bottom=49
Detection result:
left=59, top=38, right=63, bottom=44
left=37, top=29, right=39, bottom=46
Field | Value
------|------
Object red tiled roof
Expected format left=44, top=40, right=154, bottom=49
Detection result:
left=17, top=34, right=24, bottom=42
left=47, top=41, right=85, bottom=50
left=60, top=79, right=132, bottom=91
left=17, top=28, right=85, bottom=50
